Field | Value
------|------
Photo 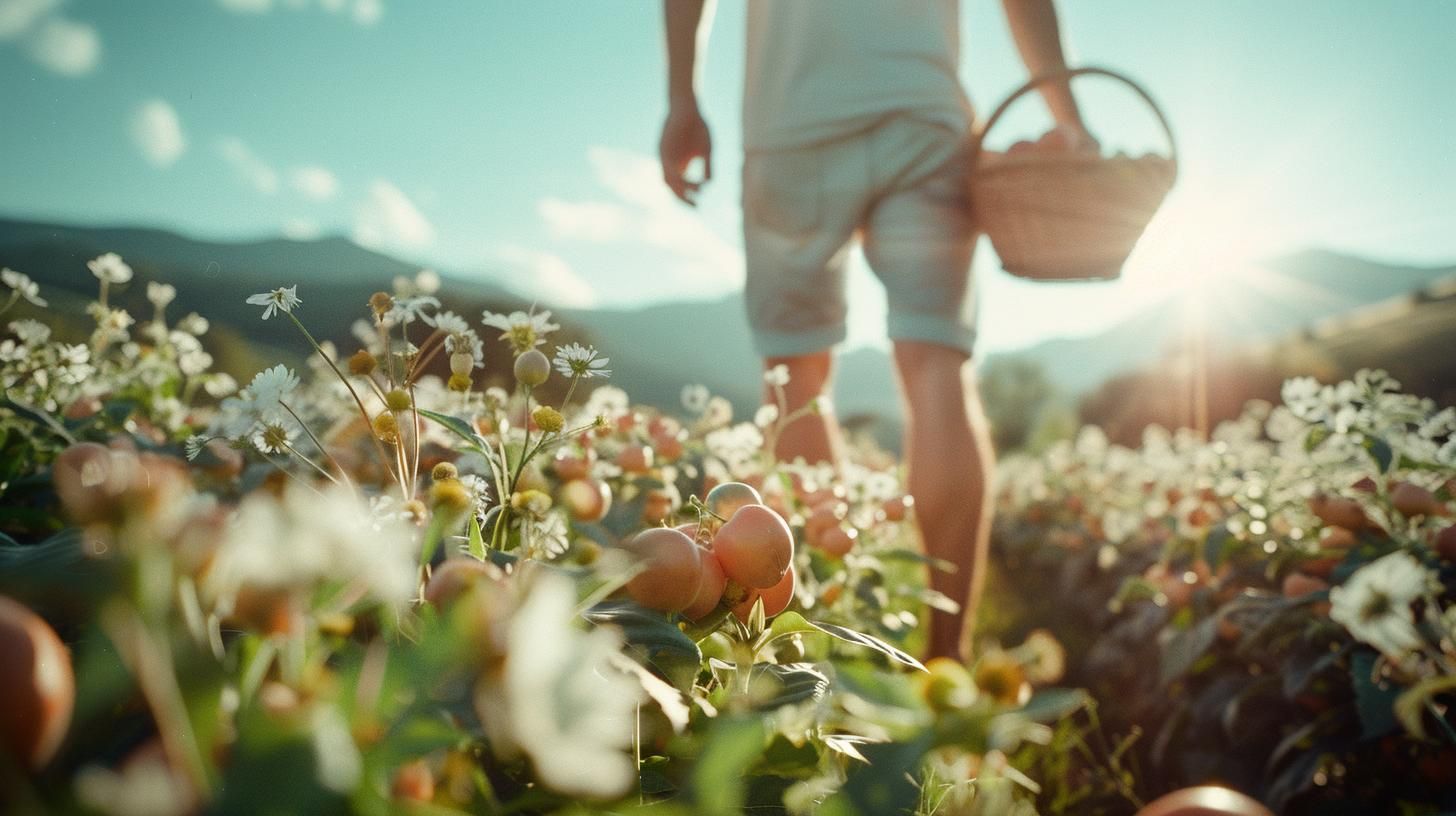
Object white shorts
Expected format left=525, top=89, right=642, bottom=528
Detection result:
left=741, top=114, right=979, bottom=358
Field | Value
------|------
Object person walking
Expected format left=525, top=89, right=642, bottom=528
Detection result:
left=658, top=0, right=1094, bottom=661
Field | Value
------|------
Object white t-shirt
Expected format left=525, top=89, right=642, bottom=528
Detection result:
left=743, top=0, right=973, bottom=152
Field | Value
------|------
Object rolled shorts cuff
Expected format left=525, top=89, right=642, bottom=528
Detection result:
left=750, top=324, right=848, bottom=359
left=887, top=312, right=977, bottom=356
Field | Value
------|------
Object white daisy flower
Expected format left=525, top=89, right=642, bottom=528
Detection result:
left=87, top=253, right=133, bottom=285
left=245, top=364, right=300, bottom=419
left=184, top=435, right=209, bottom=461
left=552, top=342, right=611, bottom=379
left=1330, top=551, right=1436, bottom=661
left=482, top=309, right=559, bottom=352
left=251, top=419, right=298, bottom=455
left=680, top=384, right=710, bottom=414
left=764, top=364, right=790, bottom=387
left=1, top=268, right=46, bottom=306
left=203, top=372, right=238, bottom=398
left=385, top=294, right=440, bottom=325
left=245, top=286, right=302, bottom=320
left=9, top=319, right=50, bottom=345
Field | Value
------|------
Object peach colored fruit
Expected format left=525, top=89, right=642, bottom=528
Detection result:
left=560, top=478, right=611, bottom=523
left=616, top=444, right=654, bottom=475
left=620, top=528, right=703, bottom=613
left=804, top=501, right=847, bottom=545
left=732, top=563, right=796, bottom=623
left=551, top=448, right=594, bottom=481
left=642, top=488, right=676, bottom=525
left=705, top=481, right=763, bottom=522
left=392, top=759, right=436, bottom=801
left=815, top=525, right=857, bottom=559
left=0, top=595, right=74, bottom=769
left=1282, top=573, right=1329, bottom=599
left=712, top=504, right=794, bottom=589
left=881, top=495, right=914, bottom=522
left=1391, top=482, right=1446, bottom=518
left=424, top=559, right=495, bottom=607
left=682, top=549, right=727, bottom=621
left=1133, top=785, right=1273, bottom=816
left=1309, top=494, right=1367, bottom=530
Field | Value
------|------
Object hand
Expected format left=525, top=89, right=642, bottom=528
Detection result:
left=659, top=104, right=713, bottom=206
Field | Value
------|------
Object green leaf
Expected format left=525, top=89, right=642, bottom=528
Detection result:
left=690, top=716, right=767, bottom=816
left=1203, top=524, right=1239, bottom=569
left=466, top=515, right=486, bottom=560
left=583, top=600, right=703, bottom=692
left=418, top=408, right=487, bottom=453
left=1019, top=688, right=1091, bottom=723
left=1364, top=436, right=1395, bottom=473
left=807, top=619, right=925, bottom=672
left=1393, top=674, right=1456, bottom=740
left=1350, top=650, right=1401, bottom=739
left=755, top=662, right=831, bottom=709
left=1304, top=424, right=1331, bottom=452
left=1159, top=615, right=1219, bottom=686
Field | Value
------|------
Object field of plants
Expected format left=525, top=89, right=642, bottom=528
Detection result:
left=1, top=256, right=1453, bottom=815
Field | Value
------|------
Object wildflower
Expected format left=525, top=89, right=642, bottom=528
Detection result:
left=246, top=285, right=302, bottom=320
left=385, top=294, right=440, bottom=325
left=431, top=462, right=459, bottom=482
left=10, top=319, right=49, bottom=345
left=184, top=435, right=209, bottom=461
left=385, top=389, right=412, bottom=412
left=1, top=268, right=46, bottom=306
left=430, top=479, right=472, bottom=515
left=176, top=313, right=209, bottom=335
left=474, top=573, right=644, bottom=799
left=347, top=349, right=376, bottom=376
left=426, top=311, right=483, bottom=369
left=511, top=489, right=552, bottom=518
left=754, top=404, right=779, bottom=428
left=583, top=386, right=630, bottom=423
left=482, top=309, right=559, bottom=354
left=532, top=405, right=564, bottom=433
left=552, top=343, right=611, bottom=380
left=972, top=649, right=1031, bottom=706
left=373, top=412, right=400, bottom=445
left=203, top=373, right=238, bottom=398
left=88, top=252, right=133, bottom=284
left=369, top=291, right=394, bottom=316
left=681, top=384, right=710, bottom=414
left=526, top=511, right=571, bottom=560
left=447, top=373, right=472, bottom=392
left=251, top=420, right=298, bottom=455
left=245, top=365, right=300, bottom=420
left=146, top=282, right=176, bottom=310
left=1329, top=551, right=1434, bottom=661
left=764, top=364, right=790, bottom=387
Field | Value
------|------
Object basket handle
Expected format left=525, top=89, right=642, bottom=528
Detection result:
left=970, top=66, right=1178, bottom=175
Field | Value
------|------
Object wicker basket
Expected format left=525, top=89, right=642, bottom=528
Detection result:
left=969, top=67, right=1177, bottom=282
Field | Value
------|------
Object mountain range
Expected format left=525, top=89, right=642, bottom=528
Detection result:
left=3, top=216, right=1452, bottom=435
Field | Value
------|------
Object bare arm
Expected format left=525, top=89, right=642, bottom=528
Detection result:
left=1001, top=0, right=1091, bottom=140
left=660, top=0, right=713, bottom=205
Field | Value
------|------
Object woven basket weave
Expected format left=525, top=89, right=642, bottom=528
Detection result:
left=970, top=67, right=1178, bottom=282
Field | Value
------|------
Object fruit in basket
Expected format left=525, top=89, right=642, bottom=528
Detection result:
left=0, top=595, right=74, bottom=769
left=620, top=528, right=702, bottom=613
left=712, top=504, right=794, bottom=589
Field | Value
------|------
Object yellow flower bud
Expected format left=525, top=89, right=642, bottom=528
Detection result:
left=431, top=462, right=459, bottom=482
left=348, top=350, right=377, bottom=376
left=372, top=412, right=400, bottom=445
left=531, top=405, right=564, bottom=434
left=429, top=479, right=472, bottom=515
left=369, top=291, right=394, bottom=316
left=385, top=389, right=412, bottom=412
left=447, top=373, right=472, bottom=392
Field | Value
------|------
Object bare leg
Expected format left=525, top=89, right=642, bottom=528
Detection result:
left=764, top=351, right=844, bottom=466
left=892, top=340, right=995, bottom=662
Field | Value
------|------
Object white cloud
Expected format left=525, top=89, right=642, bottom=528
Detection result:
left=283, top=218, right=322, bottom=240
left=25, top=15, right=98, bottom=76
left=495, top=245, right=598, bottom=309
left=218, top=137, right=279, bottom=194
left=538, top=146, right=743, bottom=294
left=539, top=198, right=629, bottom=242
left=291, top=166, right=338, bottom=201
left=214, top=0, right=381, bottom=24
left=217, top=0, right=273, bottom=12
left=131, top=100, right=186, bottom=168
left=353, top=180, right=434, bottom=251
left=0, top=0, right=57, bottom=39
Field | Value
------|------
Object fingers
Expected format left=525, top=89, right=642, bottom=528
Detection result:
left=660, top=149, right=711, bottom=206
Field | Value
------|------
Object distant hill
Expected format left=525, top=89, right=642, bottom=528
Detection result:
left=3, top=216, right=1450, bottom=438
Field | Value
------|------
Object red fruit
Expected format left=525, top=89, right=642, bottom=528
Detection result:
left=620, top=528, right=703, bottom=613
left=392, top=759, right=436, bottom=801
left=1309, top=494, right=1367, bottom=530
left=1432, top=526, right=1456, bottom=562
left=616, top=444, right=654, bottom=475
left=424, top=559, right=495, bottom=607
left=814, top=525, right=857, bottom=559
left=881, top=495, right=913, bottom=522
left=675, top=521, right=706, bottom=546
left=704, top=481, right=763, bottom=521
left=0, top=595, right=74, bottom=769
left=732, top=563, right=796, bottom=623
left=711, top=504, right=794, bottom=589
left=1282, top=573, right=1329, bottom=599
left=551, top=448, right=594, bottom=481
left=560, top=478, right=611, bottom=523
left=1391, top=482, right=1446, bottom=518
left=1319, top=525, right=1357, bottom=551
left=682, top=550, right=727, bottom=621
left=804, top=501, right=846, bottom=545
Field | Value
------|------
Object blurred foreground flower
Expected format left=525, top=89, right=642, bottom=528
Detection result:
left=1329, top=551, right=1435, bottom=661
left=474, top=572, right=644, bottom=800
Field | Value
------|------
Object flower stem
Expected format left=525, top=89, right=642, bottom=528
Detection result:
left=280, top=400, right=351, bottom=488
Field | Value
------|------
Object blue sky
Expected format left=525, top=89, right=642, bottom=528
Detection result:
left=2, top=0, right=1454, bottom=353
